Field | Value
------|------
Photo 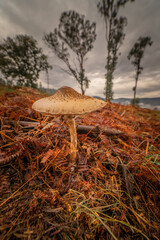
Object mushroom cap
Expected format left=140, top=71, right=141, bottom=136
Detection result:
left=32, top=86, right=106, bottom=115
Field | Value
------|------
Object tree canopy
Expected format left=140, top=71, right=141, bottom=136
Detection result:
left=0, top=34, right=52, bottom=88
left=97, top=0, right=134, bottom=101
left=128, top=36, right=153, bottom=105
left=44, top=10, right=96, bottom=95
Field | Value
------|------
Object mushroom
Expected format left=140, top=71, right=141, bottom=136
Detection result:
left=32, top=86, right=106, bottom=170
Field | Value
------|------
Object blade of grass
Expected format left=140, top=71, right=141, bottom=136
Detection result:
left=76, top=203, right=119, bottom=240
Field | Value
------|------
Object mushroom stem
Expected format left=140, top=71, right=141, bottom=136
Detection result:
left=65, top=115, right=77, bottom=165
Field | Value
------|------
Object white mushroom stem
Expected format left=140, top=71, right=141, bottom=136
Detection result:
left=65, top=115, right=77, bottom=165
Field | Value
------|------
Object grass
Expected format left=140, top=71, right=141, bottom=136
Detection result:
left=0, top=84, right=17, bottom=95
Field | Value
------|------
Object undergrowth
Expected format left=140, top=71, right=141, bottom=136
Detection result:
left=0, top=89, right=160, bottom=240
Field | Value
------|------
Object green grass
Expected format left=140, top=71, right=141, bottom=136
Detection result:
left=0, top=84, right=17, bottom=95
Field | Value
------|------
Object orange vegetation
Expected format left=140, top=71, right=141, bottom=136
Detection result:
left=0, top=89, right=160, bottom=240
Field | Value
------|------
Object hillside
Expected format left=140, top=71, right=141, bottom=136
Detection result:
left=112, top=98, right=160, bottom=110
left=0, top=88, right=160, bottom=240
left=93, top=95, right=160, bottom=110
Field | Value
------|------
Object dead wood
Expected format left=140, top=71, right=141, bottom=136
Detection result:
left=2, top=119, right=122, bottom=135
left=77, top=124, right=122, bottom=135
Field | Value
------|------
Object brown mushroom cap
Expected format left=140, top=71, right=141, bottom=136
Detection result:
left=32, top=86, right=106, bottom=115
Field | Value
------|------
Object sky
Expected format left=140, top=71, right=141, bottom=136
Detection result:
left=0, top=0, right=160, bottom=99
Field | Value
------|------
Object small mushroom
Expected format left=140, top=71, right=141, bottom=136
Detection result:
left=32, top=86, right=106, bottom=170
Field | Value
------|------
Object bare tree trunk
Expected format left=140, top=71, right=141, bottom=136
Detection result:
left=81, top=87, right=85, bottom=95
left=133, top=77, right=138, bottom=105
left=133, top=64, right=140, bottom=105
left=105, top=4, right=113, bottom=101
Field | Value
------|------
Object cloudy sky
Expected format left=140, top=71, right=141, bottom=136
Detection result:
left=0, top=0, right=160, bottom=98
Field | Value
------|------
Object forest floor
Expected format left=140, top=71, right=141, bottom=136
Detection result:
left=0, top=87, right=160, bottom=240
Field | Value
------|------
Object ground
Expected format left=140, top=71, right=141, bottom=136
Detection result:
left=0, top=86, right=160, bottom=240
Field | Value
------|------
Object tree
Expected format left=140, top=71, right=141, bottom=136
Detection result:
left=97, top=0, right=134, bottom=101
left=0, top=34, right=52, bottom=88
left=128, top=36, right=153, bottom=105
left=44, top=10, right=96, bottom=95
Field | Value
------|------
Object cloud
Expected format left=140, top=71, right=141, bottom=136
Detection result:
left=0, top=0, right=160, bottom=98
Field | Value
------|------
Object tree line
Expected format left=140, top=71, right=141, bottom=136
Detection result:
left=0, top=0, right=153, bottom=105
